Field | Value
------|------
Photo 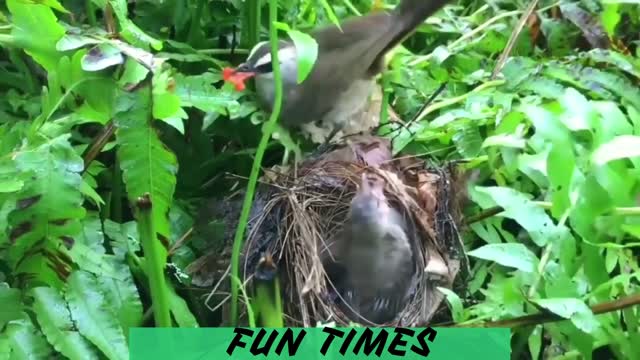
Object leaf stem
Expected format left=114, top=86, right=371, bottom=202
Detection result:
left=135, top=194, right=172, bottom=327
left=229, top=0, right=284, bottom=326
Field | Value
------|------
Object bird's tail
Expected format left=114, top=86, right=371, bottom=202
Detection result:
left=394, top=0, right=450, bottom=31
left=385, top=0, right=450, bottom=52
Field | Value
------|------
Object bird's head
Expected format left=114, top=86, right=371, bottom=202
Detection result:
left=223, top=41, right=298, bottom=91
left=349, top=171, right=390, bottom=226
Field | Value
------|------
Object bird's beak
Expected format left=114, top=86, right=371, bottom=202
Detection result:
left=235, top=62, right=255, bottom=74
left=223, top=63, right=256, bottom=91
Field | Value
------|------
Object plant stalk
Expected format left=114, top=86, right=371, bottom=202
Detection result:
left=229, top=0, right=283, bottom=326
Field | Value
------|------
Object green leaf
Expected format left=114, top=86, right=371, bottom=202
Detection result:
left=534, top=298, right=599, bottom=334
left=118, top=58, right=149, bottom=88
left=467, top=243, right=539, bottom=273
left=0, top=284, right=22, bottom=327
left=106, top=0, right=162, bottom=50
left=103, top=220, right=140, bottom=259
left=0, top=179, right=23, bottom=193
left=453, top=122, right=483, bottom=158
left=585, top=49, right=640, bottom=80
left=482, top=133, right=526, bottom=149
left=601, top=3, right=621, bottom=36
left=592, top=135, right=640, bottom=165
left=31, top=287, right=100, bottom=360
left=528, top=326, right=542, bottom=360
left=286, top=30, right=318, bottom=84
left=7, top=0, right=66, bottom=71
left=319, top=0, right=342, bottom=29
left=96, top=257, right=143, bottom=331
left=6, top=135, right=86, bottom=277
left=558, top=87, right=595, bottom=132
left=547, top=142, right=575, bottom=218
left=167, top=283, right=198, bottom=327
left=591, top=101, right=633, bottom=146
left=115, top=88, right=178, bottom=243
left=66, top=271, right=129, bottom=360
left=152, top=69, right=182, bottom=120
left=521, top=104, right=571, bottom=144
left=475, top=186, right=559, bottom=247
left=437, top=287, right=464, bottom=322
left=60, top=51, right=116, bottom=117
left=174, top=73, right=247, bottom=116
left=5, top=317, right=54, bottom=360
left=40, top=0, right=69, bottom=13
left=56, top=34, right=101, bottom=52
left=81, top=44, right=124, bottom=72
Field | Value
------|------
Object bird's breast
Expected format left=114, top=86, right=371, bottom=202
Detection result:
left=321, top=78, right=375, bottom=127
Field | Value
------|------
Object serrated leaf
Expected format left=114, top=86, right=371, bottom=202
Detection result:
left=534, top=298, right=599, bottom=334
left=96, top=257, right=143, bottom=331
left=174, top=73, right=246, bottom=116
left=103, top=220, right=140, bottom=259
left=5, top=317, right=54, bottom=359
left=592, top=135, right=640, bottom=165
left=66, top=271, right=129, bottom=360
left=7, top=135, right=86, bottom=277
left=31, top=287, right=100, bottom=360
left=115, top=88, right=177, bottom=242
left=468, top=243, right=539, bottom=272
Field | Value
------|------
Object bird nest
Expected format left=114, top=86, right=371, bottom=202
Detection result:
left=237, top=135, right=467, bottom=326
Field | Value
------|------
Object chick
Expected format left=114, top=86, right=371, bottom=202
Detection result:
left=328, top=171, right=415, bottom=324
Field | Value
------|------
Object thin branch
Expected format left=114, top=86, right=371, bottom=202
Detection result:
left=82, top=121, right=116, bottom=174
left=464, top=202, right=640, bottom=225
left=449, top=293, right=640, bottom=328
left=491, top=0, right=539, bottom=79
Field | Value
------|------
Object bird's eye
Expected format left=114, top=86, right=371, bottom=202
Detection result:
left=254, top=62, right=273, bottom=73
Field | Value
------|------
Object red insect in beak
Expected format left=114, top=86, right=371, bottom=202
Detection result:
left=223, top=65, right=256, bottom=92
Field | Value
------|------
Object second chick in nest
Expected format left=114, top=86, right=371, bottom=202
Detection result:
left=324, top=171, right=416, bottom=325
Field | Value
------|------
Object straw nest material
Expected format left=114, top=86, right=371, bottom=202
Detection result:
left=230, top=134, right=467, bottom=326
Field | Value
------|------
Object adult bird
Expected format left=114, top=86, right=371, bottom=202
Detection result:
left=224, top=0, right=451, bottom=143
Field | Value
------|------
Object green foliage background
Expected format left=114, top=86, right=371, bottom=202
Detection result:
left=1, top=0, right=639, bottom=359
